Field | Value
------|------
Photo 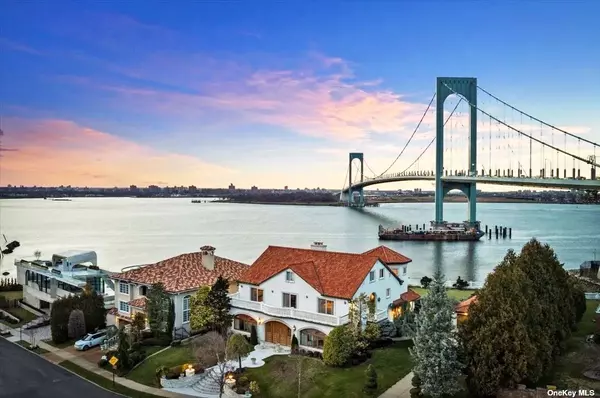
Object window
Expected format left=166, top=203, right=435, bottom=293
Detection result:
left=369, top=271, right=375, bottom=282
left=119, top=283, right=130, bottom=294
left=234, top=315, right=257, bottom=333
left=318, top=298, right=334, bottom=315
left=250, top=288, right=263, bottom=302
left=139, top=285, right=148, bottom=296
left=285, top=271, right=294, bottom=282
left=379, top=269, right=385, bottom=279
left=300, top=329, right=327, bottom=349
left=403, top=266, right=407, bottom=275
left=282, top=293, right=297, bottom=308
left=182, top=295, right=191, bottom=323
left=119, top=301, right=130, bottom=313
left=386, top=288, right=391, bottom=298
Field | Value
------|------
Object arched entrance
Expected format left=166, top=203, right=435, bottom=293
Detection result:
left=265, top=321, right=291, bottom=346
left=233, top=314, right=257, bottom=333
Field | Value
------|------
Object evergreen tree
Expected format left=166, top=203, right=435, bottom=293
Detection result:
left=410, top=270, right=463, bottom=398
left=146, top=282, right=169, bottom=337
left=67, top=309, right=86, bottom=340
left=116, top=325, right=131, bottom=371
left=166, top=299, right=175, bottom=339
left=249, top=325, right=258, bottom=345
left=80, top=288, right=107, bottom=333
left=363, top=364, right=378, bottom=396
left=51, top=295, right=75, bottom=344
left=206, top=276, right=233, bottom=334
left=190, top=285, right=213, bottom=331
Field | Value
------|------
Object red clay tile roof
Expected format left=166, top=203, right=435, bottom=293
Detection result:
left=239, top=246, right=401, bottom=300
left=362, top=246, right=412, bottom=265
left=392, top=289, right=421, bottom=306
left=111, top=251, right=249, bottom=293
left=455, top=295, right=478, bottom=314
left=128, top=297, right=147, bottom=309
left=107, top=307, right=118, bottom=316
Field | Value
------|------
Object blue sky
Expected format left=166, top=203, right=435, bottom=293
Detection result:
left=1, top=1, right=598, bottom=189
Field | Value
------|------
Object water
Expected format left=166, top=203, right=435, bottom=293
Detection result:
left=0, top=198, right=598, bottom=284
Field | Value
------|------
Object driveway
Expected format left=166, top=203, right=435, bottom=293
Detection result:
left=0, top=337, right=120, bottom=398
left=63, top=345, right=104, bottom=365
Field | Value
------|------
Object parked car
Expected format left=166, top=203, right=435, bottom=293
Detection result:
left=74, top=330, right=107, bottom=351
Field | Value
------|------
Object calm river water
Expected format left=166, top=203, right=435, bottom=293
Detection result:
left=0, top=198, right=598, bottom=284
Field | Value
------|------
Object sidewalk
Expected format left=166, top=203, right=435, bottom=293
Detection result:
left=1, top=324, right=190, bottom=398
left=378, top=371, right=413, bottom=398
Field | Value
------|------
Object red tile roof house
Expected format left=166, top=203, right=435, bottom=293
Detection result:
left=229, top=242, right=416, bottom=352
left=106, top=246, right=249, bottom=332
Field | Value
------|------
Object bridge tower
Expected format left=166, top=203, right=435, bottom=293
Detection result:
left=435, top=77, right=478, bottom=226
left=345, top=152, right=365, bottom=207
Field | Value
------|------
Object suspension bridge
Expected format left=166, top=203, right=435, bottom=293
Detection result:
left=340, top=77, right=600, bottom=227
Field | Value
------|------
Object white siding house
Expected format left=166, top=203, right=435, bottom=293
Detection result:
left=230, top=243, right=417, bottom=351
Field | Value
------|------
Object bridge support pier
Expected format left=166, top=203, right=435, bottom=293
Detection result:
left=435, top=77, right=478, bottom=225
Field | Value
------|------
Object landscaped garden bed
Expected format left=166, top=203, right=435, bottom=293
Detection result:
left=126, top=343, right=195, bottom=386
left=244, top=341, right=413, bottom=398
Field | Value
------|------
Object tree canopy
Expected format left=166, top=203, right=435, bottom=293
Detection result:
left=460, top=239, right=581, bottom=396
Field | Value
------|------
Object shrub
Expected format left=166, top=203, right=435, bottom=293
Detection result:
left=249, top=381, right=260, bottom=394
left=420, top=276, right=432, bottom=288
left=67, top=309, right=87, bottom=340
left=249, top=325, right=258, bottom=345
left=323, top=325, right=356, bottom=367
left=364, top=323, right=381, bottom=342
left=379, top=320, right=397, bottom=338
left=140, top=336, right=171, bottom=346
left=291, top=335, right=299, bottom=354
left=363, top=364, right=378, bottom=395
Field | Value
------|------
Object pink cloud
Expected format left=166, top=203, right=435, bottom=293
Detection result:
left=0, top=118, right=236, bottom=187
left=62, top=53, right=430, bottom=141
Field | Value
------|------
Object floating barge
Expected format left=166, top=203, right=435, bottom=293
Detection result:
left=378, top=221, right=485, bottom=242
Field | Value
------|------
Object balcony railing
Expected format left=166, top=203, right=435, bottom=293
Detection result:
left=229, top=293, right=349, bottom=326
left=229, top=293, right=389, bottom=327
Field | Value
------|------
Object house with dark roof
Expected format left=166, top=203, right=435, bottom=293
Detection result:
left=107, top=246, right=249, bottom=331
left=229, top=242, right=416, bottom=351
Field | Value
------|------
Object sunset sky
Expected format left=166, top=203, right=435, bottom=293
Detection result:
left=1, top=1, right=599, bottom=190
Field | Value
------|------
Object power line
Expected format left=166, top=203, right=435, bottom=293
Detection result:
left=444, top=83, right=599, bottom=168
left=477, top=85, right=600, bottom=148
left=373, top=93, right=436, bottom=178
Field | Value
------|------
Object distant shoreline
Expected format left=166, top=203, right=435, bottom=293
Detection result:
left=211, top=196, right=592, bottom=206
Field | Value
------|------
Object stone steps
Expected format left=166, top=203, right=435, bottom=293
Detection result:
left=191, top=368, right=222, bottom=395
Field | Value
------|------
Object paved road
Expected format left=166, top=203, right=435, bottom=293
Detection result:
left=0, top=338, right=120, bottom=398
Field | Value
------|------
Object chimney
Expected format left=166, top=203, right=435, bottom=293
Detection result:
left=310, top=242, right=327, bottom=251
left=200, top=245, right=216, bottom=270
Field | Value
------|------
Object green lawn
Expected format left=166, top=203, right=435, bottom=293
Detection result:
left=537, top=300, right=600, bottom=390
left=0, top=307, right=38, bottom=328
left=410, top=286, right=476, bottom=301
left=245, top=342, right=413, bottom=398
left=0, top=291, right=24, bottom=300
left=60, top=360, right=164, bottom=398
left=16, top=340, right=50, bottom=354
left=127, top=344, right=195, bottom=387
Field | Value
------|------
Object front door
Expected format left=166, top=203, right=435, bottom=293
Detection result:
left=265, top=321, right=291, bottom=346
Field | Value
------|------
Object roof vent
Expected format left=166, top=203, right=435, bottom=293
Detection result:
left=310, top=242, right=327, bottom=251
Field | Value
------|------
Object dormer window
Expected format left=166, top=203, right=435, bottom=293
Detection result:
left=285, top=271, right=294, bottom=283
left=139, top=285, right=148, bottom=296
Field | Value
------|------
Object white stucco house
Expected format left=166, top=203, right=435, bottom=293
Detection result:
left=229, top=242, right=418, bottom=351
left=106, top=246, right=249, bottom=333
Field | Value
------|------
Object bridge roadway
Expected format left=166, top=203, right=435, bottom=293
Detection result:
left=343, top=175, right=600, bottom=193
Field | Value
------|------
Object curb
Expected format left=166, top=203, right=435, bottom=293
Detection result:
left=8, top=339, right=129, bottom=398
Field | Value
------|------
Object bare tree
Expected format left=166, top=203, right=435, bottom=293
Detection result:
left=193, top=331, right=235, bottom=398
left=34, top=250, right=42, bottom=260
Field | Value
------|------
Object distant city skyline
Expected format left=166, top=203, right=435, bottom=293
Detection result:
left=1, top=2, right=599, bottom=191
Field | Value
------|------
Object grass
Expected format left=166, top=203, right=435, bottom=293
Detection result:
left=0, top=291, right=24, bottom=300
left=537, top=300, right=600, bottom=390
left=245, top=341, right=413, bottom=398
left=126, top=344, right=195, bottom=387
left=0, top=306, right=38, bottom=328
left=16, top=339, right=50, bottom=354
left=409, top=286, right=476, bottom=301
left=59, top=360, right=164, bottom=398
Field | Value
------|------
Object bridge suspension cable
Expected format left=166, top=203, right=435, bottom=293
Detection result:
left=477, top=85, right=600, bottom=148
left=399, top=97, right=463, bottom=174
left=371, top=92, right=436, bottom=178
left=443, top=83, right=600, bottom=168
